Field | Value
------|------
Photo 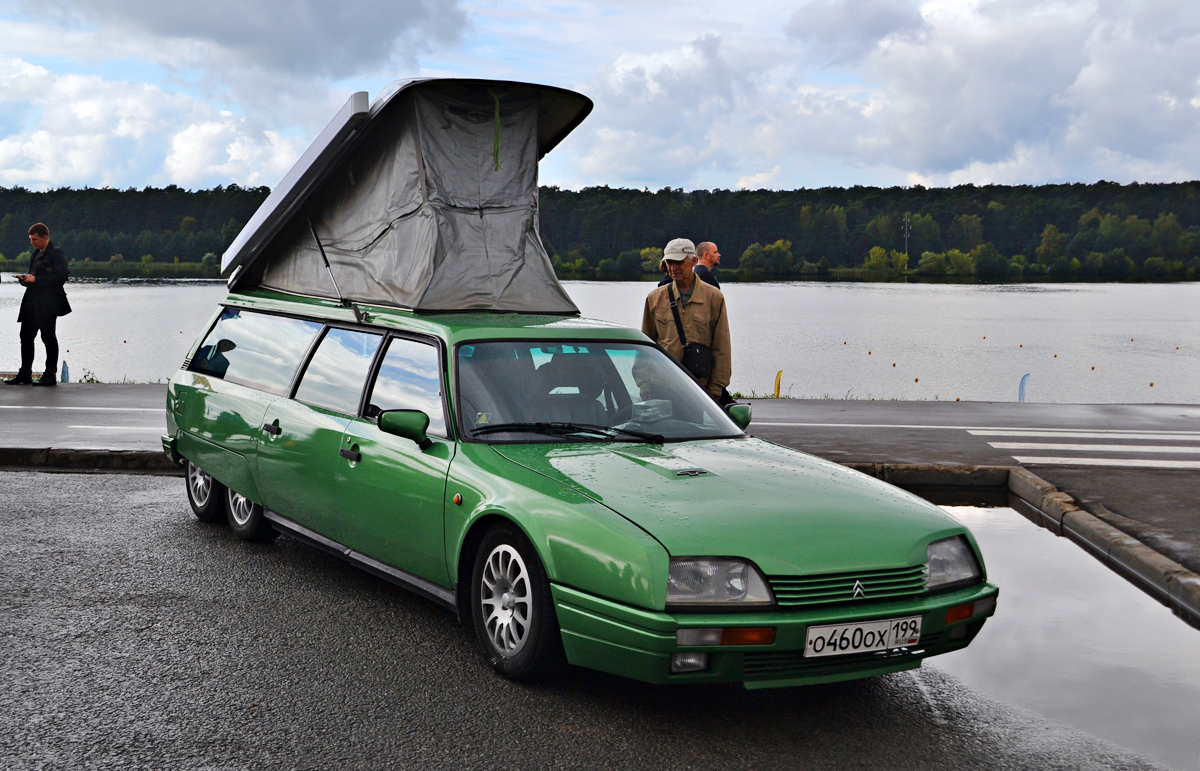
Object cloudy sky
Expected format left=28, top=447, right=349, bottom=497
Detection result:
left=0, top=0, right=1196, bottom=192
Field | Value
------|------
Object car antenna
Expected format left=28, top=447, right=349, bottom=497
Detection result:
left=307, top=213, right=368, bottom=324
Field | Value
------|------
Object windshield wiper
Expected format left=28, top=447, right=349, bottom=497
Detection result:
left=472, top=422, right=664, bottom=443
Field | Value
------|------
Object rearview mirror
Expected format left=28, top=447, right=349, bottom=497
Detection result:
left=378, top=409, right=433, bottom=450
left=725, top=403, right=752, bottom=431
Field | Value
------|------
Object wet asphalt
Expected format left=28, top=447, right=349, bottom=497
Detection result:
left=0, top=471, right=1167, bottom=770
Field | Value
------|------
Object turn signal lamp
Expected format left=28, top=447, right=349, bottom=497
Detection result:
left=945, top=596, right=997, bottom=625
left=676, top=627, right=777, bottom=646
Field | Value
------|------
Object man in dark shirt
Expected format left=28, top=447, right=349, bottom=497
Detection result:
left=6, top=223, right=71, bottom=386
left=657, top=241, right=722, bottom=288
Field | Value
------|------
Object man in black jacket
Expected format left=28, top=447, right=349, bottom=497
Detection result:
left=6, top=223, right=71, bottom=386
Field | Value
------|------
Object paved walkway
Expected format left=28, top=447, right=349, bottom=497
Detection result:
left=1, top=384, right=1197, bottom=574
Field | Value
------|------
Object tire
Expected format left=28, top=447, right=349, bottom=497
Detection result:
left=225, top=487, right=277, bottom=542
left=470, top=523, right=565, bottom=680
left=185, top=460, right=226, bottom=523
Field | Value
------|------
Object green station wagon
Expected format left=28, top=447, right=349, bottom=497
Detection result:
left=163, top=78, right=997, bottom=688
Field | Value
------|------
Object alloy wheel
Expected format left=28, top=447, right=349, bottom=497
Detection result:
left=479, top=544, right=533, bottom=657
left=187, top=463, right=212, bottom=507
left=228, top=490, right=255, bottom=527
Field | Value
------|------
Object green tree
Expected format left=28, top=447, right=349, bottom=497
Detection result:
left=761, top=239, right=793, bottom=273
left=1151, top=213, right=1183, bottom=259
left=946, top=249, right=974, bottom=276
left=946, top=214, right=984, bottom=251
left=739, top=243, right=762, bottom=278
left=972, top=243, right=1008, bottom=282
left=178, top=216, right=198, bottom=234
left=863, top=246, right=890, bottom=271
left=597, top=258, right=619, bottom=279
left=916, top=251, right=946, bottom=276
left=615, top=249, right=643, bottom=279
left=639, top=246, right=663, bottom=273
left=1035, top=224, right=1067, bottom=265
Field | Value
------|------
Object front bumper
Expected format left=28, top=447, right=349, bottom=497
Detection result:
left=553, top=581, right=998, bottom=688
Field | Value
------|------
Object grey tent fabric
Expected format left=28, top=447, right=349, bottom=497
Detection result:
left=241, top=80, right=587, bottom=314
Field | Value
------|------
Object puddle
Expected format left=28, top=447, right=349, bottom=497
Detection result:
left=933, top=506, right=1200, bottom=771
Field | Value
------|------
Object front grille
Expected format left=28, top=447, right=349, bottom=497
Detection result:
left=742, top=631, right=945, bottom=680
left=768, top=565, right=927, bottom=608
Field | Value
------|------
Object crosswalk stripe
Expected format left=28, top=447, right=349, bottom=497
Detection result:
left=970, top=430, right=1200, bottom=441
left=990, top=442, right=1200, bottom=454
left=1012, top=456, right=1200, bottom=470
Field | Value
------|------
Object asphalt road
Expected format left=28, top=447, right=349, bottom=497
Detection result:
left=2, top=385, right=1197, bottom=571
left=0, top=471, right=1166, bottom=770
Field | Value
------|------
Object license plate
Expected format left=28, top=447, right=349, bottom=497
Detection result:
left=804, top=616, right=922, bottom=658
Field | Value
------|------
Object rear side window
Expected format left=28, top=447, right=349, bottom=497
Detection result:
left=366, top=338, right=446, bottom=436
left=294, top=328, right=383, bottom=415
left=190, top=308, right=321, bottom=395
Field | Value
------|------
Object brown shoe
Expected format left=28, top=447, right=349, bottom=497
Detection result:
left=4, top=373, right=32, bottom=385
left=32, top=373, right=57, bottom=387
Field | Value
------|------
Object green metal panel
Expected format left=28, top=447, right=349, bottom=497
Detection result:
left=255, top=399, right=350, bottom=535
left=169, top=370, right=276, bottom=502
left=336, top=418, right=455, bottom=587
left=494, top=438, right=970, bottom=577
left=444, top=442, right=670, bottom=610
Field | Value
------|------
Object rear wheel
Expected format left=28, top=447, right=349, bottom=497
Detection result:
left=470, top=523, right=565, bottom=680
left=185, top=461, right=226, bottom=523
left=226, top=488, right=276, bottom=542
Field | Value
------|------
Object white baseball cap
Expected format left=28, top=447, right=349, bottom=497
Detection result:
left=662, top=238, right=697, bottom=261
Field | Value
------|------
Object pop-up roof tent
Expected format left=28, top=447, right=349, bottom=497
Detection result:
left=222, top=79, right=592, bottom=314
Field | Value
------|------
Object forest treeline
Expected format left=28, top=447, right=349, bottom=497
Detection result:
left=1, top=181, right=1199, bottom=282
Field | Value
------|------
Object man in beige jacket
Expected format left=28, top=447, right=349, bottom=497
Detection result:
left=638, top=238, right=731, bottom=401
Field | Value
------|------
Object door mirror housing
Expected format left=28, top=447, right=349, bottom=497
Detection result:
left=378, top=409, right=433, bottom=450
left=725, top=403, right=752, bottom=431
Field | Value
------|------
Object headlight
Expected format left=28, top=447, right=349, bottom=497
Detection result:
left=927, top=536, right=982, bottom=592
left=667, top=558, right=774, bottom=606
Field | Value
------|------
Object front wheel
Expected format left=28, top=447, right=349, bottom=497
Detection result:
left=470, top=523, right=565, bottom=680
left=185, top=461, right=226, bottom=523
left=226, top=488, right=277, bottom=542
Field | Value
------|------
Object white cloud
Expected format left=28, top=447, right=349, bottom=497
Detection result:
left=0, top=57, right=307, bottom=189
left=738, top=166, right=783, bottom=189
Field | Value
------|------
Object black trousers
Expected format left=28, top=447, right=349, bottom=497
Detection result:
left=19, top=315, right=58, bottom=377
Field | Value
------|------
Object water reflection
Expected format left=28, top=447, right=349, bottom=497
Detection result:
left=933, top=506, right=1200, bottom=771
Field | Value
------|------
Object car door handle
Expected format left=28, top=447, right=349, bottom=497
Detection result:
left=340, top=448, right=361, bottom=463
left=262, top=423, right=281, bottom=436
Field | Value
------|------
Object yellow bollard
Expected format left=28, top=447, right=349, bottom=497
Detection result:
left=774, top=370, right=782, bottom=399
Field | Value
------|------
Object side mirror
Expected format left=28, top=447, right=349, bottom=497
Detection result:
left=725, top=403, right=752, bottom=431
left=378, top=409, right=433, bottom=450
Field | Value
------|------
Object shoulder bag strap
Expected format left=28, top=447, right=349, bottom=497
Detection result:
left=667, top=284, right=688, bottom=346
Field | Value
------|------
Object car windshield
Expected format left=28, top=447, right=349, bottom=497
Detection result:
left=456, top=341, right=743, bottom=443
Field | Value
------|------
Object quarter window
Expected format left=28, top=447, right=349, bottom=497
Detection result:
left=189, top=308, right=322, bottom=395
left=367, top=338, right=446, bottom=436
left=294, top=328, right=383, bottom=415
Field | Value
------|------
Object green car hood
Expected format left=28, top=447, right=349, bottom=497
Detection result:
left=492, top=438, right=966, bottom=576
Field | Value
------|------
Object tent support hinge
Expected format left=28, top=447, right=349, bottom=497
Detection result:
left=307, top=213, right=368, bottom=324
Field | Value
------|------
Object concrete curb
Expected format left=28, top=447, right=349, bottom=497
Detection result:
left=845, top=462, right=1200, bottom=628
left=0, top=447, right=181, bottom=474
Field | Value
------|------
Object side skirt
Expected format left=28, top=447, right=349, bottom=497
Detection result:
left=263, top=510, right=458, bottom=614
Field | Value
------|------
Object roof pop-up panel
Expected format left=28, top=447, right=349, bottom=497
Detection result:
left=225, top=79, right=592, bottom=314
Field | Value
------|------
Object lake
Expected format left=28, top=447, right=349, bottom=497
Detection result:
left=1, top=279, right=1197, bottom=404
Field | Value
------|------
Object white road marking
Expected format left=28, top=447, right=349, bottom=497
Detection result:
left=1012, top=456, right=1200, bottom=470
left=971, top=429, right=1200, bottom=441
left=67, top=425, right=164, bottom=432
left=0, top=405, right=160, bottom=412
left=990, top=442, right=1200, bottom=454
left=752, top=421, right=1200, bottom=438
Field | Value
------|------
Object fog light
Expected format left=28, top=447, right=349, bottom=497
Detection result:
left=947, top=626, right=968, bottom=640
left=670, top=652, right=709, bottom=673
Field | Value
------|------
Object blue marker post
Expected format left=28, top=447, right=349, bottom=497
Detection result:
left=1018, top=373, right=1030, bottom=403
